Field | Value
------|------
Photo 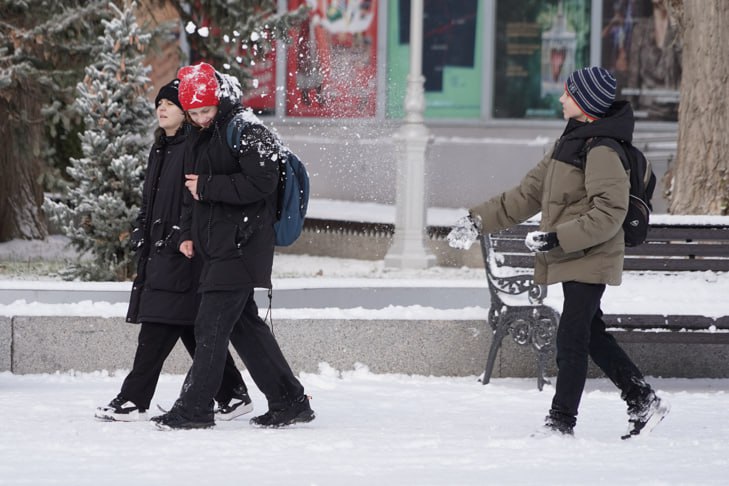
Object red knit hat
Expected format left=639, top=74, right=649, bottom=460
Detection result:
left=177, top=62, right=220, bottom=110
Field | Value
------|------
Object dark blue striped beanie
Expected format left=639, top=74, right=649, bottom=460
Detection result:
left=565, top=67, right=617, bottom=120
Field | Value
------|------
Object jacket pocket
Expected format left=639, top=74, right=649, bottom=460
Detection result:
left=149, top=218, right=164, bottom=243
left=544, top=246, right=585, bottom=265
left=205, top=217, right=239, bottom=259
left=145, top=249, right=193, bottom=292
left=235, top=212, right=264, bottom=251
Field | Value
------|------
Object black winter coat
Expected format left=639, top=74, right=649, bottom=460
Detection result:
left=179, top=99, right=280, bottom=292
left=126, top=126, right=202, bottom=325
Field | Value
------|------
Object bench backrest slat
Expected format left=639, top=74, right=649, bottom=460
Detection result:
left=647, top=226, right=729, bottom=241
left=493, top=254, right=538, bottom=269
left=491, top=239, right=535, bottom=253
left=622, top=258, right=729, bottom=272
left=495, top=253, right=729, bottom=272
left=603, top=314, right=725, bottom=330
left=625, top=243, right=729, bottom=258
left=488, top=222, right=729, bottom=274
left=495, top=240, right=729, bottom=258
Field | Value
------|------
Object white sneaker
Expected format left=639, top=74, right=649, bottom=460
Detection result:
left=214, top=393, right=253, bottom=421
left=95, top=396, right=148, bottom=422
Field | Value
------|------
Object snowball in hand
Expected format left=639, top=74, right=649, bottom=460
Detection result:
left=447, top=216, right=479, bottom=250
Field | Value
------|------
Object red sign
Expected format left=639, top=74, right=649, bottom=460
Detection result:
left=243, top=42, right=277, bottom=115
left=286, top=0, right=378, bottom=117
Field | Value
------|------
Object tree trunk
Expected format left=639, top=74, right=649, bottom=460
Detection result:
left=667, top=0, right=729, bottom=214
left=0, top=73, right=48, bottom=240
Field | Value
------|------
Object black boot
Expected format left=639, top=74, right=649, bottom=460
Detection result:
left=531, top=410, right=575, bottom=438
left=151, top=400, right=215, bottom=430
left=151, top=409, right=215, bottom=430
left=250, top=395, right=315, bottom=428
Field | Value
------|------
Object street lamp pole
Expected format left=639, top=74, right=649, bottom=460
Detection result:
left=384, top=0, right=436, bottom=269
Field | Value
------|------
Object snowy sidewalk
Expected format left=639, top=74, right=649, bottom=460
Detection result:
left=1, top=367, right=728, bottom=485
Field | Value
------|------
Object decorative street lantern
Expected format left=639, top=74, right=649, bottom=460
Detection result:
left=541, top=0, right=576, bottom=97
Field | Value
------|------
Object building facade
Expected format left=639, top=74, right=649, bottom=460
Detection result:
left=144, top=0, right=679, bottom=212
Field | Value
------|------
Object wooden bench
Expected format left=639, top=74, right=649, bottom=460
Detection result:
left=479, top=216, right=729, bottom=390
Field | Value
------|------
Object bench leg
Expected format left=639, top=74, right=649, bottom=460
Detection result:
left=536, top=347, right=551, bottom=391
left=532, top=313, right=558, bottom=391
left=481, top=322, right=509, bottom=385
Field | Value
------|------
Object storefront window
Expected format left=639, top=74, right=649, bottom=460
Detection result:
left=601, top=0, right=680, bottom=121
left=387, top=0, right=482, bottom=119
left=493, top=0, right=591, bottom=119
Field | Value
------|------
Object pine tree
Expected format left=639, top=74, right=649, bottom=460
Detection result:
left=0, top=0, right=111, bottom=241
left=44, top=1, right=154, bottom=281
left=1, top=1, right=305, bottom=243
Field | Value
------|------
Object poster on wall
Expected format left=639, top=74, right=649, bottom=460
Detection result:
left=399, top=0, right=478, bottom=93
left=286, top=0, right=378, bottom=118
left=242, top=47, right=277, bottom=115
left=601, top=0, right=680, bottom=121
left=493, top=0, right=591, bottom=119
left=388, top=0, right=481, bottom=119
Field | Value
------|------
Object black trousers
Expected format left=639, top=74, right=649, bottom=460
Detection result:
left=175, top=288, right=304, bottom=420
left=550, top=281, right=649, bottom=425
left=118, top=322, right=246, bottom=410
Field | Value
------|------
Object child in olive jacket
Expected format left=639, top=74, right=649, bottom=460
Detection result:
left=449, top=66, right=669, bottom=439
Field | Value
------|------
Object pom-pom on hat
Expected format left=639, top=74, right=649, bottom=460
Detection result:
left=565, top=66, right=617, bottom=120
left=154, top=79, right=182, bottom=111
left=177, top=62, right=220, bottom=110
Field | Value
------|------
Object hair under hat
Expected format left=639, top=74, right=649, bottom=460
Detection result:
left=565, top=66, right=617, bottom=120
left=177, top=62, right=220, bottom=111
left=154, top=79, right=182, bottom=111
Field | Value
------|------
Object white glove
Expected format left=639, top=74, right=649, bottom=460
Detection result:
left=447, top=215, right=481, bottom=250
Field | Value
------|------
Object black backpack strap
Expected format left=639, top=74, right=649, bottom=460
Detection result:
left=586, top=137, right=629, bottom=172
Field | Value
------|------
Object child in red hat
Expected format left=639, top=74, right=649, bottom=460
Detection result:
left=96, top=78, right=253, bottom=424
left=152, top=63, right=315, bottom=431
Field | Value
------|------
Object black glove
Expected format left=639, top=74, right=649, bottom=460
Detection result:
left=525, top=231, right=559, bottom=252
left=130, top=227, right=144, bottom=252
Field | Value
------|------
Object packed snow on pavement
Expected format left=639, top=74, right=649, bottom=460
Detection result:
left=1, top=368, right=728, bottom=485
left=2, top=229, right=729, bottom=484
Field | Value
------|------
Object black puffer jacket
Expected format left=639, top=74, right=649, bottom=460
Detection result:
left=179, top=98, right=280, bottom=292
left=126, top=126, right=201, bottom=325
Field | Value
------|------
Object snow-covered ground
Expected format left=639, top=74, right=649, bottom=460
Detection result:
left=1, top=367, right=728, bottom=485
left=3, top=217, right=729, bottom=484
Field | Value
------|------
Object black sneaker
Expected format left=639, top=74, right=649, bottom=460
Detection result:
left=215, top=389, right=254, bottom=421
left=531, top=414, right=574, bottom=438
left=250, top=395, right=315, bottom=428
left=152, top=410, right=215, bottom=431
left=621, top=392, right=670, bottom=440
left=95, top=396, right=147, bottom=422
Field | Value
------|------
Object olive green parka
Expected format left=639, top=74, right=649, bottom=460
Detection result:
left=470, top=101, right=635, bottom=286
